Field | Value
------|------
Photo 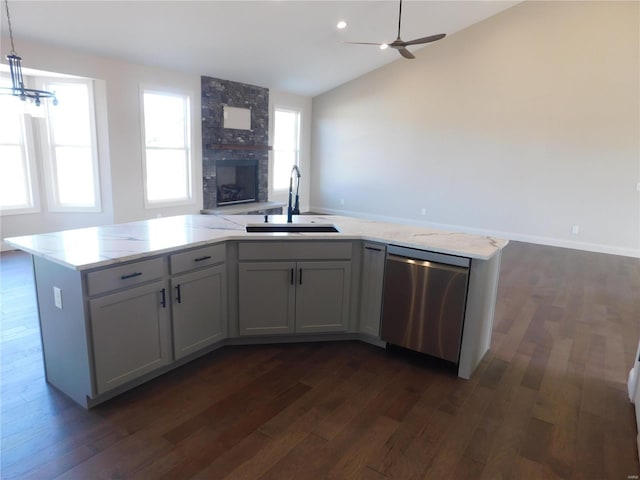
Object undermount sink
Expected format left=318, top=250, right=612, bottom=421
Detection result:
left=245, top=223, right=340, bottom=233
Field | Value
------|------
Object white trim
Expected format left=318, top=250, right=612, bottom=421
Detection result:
left=140, top=86, right=195, bottom=209
left=0, top=111, right=41, bottom=216
left=270, top=105, right=301, bottom=200
left=40, top=77, right=102, bottom=213
left=310, top=206, right=640, bottom=259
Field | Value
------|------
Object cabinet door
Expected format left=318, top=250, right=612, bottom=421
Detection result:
left=295, top=261, right=351, bottom=333
left=89, top=281, right=171, bottom=394
left=238, top=262, right=295, bottom=335
left=172, top=264, right=227, bottom=360
left=359, top=243, right=386, bottom=337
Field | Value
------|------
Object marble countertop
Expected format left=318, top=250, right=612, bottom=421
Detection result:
left=4, top=214, right=508, bottom=270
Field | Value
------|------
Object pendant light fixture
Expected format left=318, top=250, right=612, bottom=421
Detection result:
left=1, top=0, right=57, bottom=106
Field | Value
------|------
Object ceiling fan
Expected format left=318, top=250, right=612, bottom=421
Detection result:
left=346, top=0, right=446, bottom=59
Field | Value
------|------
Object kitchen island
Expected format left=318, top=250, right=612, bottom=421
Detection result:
left=5, top=214, right=508, bottom=408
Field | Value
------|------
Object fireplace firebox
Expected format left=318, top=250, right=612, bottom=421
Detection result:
left=216, top=159, right=258, bottom=206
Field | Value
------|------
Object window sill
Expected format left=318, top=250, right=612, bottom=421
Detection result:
left=47, top=206, right=102, bottom=214
left=144, top=199, right=196, bottom=210
left=0, top=207, right=41, bottom=216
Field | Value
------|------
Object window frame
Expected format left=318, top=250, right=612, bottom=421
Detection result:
left=0, top=104, right=40, bottom=216
left=40, top=77, right=102, bottom=213
left=140, top=86, right=194, bottom=209
left=271, top=105, right=301, bottom=196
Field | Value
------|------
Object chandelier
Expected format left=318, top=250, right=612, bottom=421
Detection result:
left=1, top=0, right=57, bottom=106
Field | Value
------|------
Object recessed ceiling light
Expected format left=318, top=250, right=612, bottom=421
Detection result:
left=336, top=20, right=347, bottom=29
left=380, top=44, right=389, bottom=50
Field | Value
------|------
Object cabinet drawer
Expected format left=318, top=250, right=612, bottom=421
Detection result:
left=86, top=257, right=165, bottom=296
left=239, top=241, right=352, bottom=261
left=170, top=243, right=226, bottom=275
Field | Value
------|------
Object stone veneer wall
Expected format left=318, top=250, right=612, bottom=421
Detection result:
left=201, top=76, right=269, bottom=209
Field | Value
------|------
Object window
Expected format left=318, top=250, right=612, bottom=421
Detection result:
left=141, top=90, right=192, bottom=206
left=42, top=79, right=101, bottom=211
left=0, top=76, right=39, bottom=214
left=272, top=107, right=301, bottom=191
left=0, top=75, right=38, bottom=215
left=0, top=72, right=100, bottom=215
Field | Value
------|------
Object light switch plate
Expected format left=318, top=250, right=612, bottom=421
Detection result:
left=53, top=286, right=63, bottom=309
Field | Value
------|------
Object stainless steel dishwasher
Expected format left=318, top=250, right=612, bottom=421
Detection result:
left=381, top=245, right=470, bottom=363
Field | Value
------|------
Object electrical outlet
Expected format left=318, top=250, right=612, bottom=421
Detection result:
left=636, top=182, right=640, bottom=192
left=340, top=198, right=345, bottom=206
left=571, top=225, right=579, bottom=235
left=53, top=286, right=63, bottom=309
left=421, top=208, right=426, bottom=216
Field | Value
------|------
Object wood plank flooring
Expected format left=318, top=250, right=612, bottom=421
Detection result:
left=1, top=242, right=639, bottom=479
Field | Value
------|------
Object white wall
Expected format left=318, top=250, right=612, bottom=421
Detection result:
left=0, top=39, right=202, bottom=249
left=310, top=1, right=640, bottom=257
left=268, top=90, right=313, bottom=212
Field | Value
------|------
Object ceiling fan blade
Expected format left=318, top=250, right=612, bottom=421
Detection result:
left=398, top=47, right=415, bottom=59
left=345, top=0, right=444, bottom=59
left=402, top=33, right=446, bottom=46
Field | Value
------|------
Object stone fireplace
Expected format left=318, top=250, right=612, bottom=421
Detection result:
left=201, top=76, right=271, bottom=210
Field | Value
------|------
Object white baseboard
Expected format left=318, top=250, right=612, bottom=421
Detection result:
left=310, top=206, right=640, bottom=258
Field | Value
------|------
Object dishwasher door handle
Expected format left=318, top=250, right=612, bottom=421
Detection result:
left=386, top=254, right=469, bottom=274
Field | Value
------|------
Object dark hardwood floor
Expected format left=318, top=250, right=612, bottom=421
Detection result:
left=1, top=242, right=639, bottom=479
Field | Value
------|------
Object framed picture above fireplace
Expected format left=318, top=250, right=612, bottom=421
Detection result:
left=223, top=105, right=251, bottom=130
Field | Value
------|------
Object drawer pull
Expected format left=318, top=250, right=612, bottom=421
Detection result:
left=365, top=246, right=382, bottom=252
left=176, top=284, right=182, bottom=303
left=120, top=272, right=143, bottom=280
left=161, top=288, right=166, bottom=308
left=194, top=255, right=212, bottom=262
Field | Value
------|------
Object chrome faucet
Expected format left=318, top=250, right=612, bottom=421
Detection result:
left=287, top=165, right=301, bottom=223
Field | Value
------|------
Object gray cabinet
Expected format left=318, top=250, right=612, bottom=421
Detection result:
left=238, top=259, right=351, bottom=336
left=169, top=244, right=227, bottom=359
left=359, top=243, right=386, bottom=337
left=87, top=244, right=228, bottom=396
left=171, top=264, right=227, bottom=359
left=89, top=280, right=171, bottom=395
left=238, top=262, right=296, bottom=335
left=295, top=261, right=351, bottom=333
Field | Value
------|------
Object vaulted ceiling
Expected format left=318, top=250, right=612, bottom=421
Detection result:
left=2, top=1, right=520, bottom=96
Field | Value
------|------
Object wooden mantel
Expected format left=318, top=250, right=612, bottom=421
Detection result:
left=210, top=143, right=273, bottom=151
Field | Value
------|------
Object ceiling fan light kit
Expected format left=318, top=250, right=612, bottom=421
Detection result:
left=346, top=0, right=446, bottom=59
